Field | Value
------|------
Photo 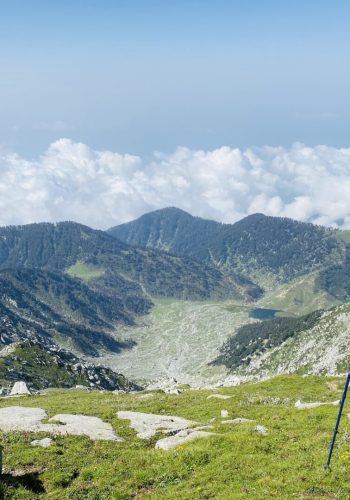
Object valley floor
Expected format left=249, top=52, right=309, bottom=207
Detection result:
left=1, top=375, right=350, bottom=499
left=99, top=299, right=254, bottom=387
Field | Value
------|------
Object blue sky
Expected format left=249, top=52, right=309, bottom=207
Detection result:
left=1, top=2, right=350, bottom=229
left=1, top=0, right=350, bottom=156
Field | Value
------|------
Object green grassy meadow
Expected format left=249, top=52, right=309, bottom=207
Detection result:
left=66, top=262, right=105, bottom=282
left=1, top=375, right=350, bottom=499
left=258, top=272, right=340, bottom=316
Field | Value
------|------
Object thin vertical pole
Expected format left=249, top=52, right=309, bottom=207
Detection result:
left=325, top=373, right=350, bottom=468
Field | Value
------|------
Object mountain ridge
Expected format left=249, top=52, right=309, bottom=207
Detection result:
left=108, top=207, right=346, bottom=293
left=0, top=220, right=262, bottom=303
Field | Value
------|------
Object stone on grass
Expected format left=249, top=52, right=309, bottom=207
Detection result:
left=255, top=425, right=268, bottom=435
left=220, top=409, right=229, bottom=418
left=10, top=381, right=31, bottom=396
left=295, top=399, right=339, bottom=410
left=117, top=411, right=195, bottom=439
left=155, top=429, right=216, bottom=451
left=31, top=438, right=53, bottom=448
left=207, top=394, right=232, bottom=400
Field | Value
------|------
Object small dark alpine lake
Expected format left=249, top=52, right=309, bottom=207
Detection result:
left=249, top=308, right=280, bottom=320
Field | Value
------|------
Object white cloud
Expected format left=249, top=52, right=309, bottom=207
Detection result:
left=1, top=138, right=350, bottom=229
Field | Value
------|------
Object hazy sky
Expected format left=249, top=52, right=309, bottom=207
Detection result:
left=1, top=1, right=350, bottom=228
left=1, top=0, right=350, bottom=156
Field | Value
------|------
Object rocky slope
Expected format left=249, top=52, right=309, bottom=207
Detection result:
left=0, top=340, right=140, bottom=392
left=217, top=302, right=350, bottom=383
left=213, top=310, right=324, bottom=370
left=0, top=269, right=136, bottom=356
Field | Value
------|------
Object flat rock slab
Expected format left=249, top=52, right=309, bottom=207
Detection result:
left=207, top=394, right=232, bottom=400
left=156, top=429, right=216, bottom=450
left=0, top=406, right=122, bottom=441
left=48, top=414, right=121, bottom=441
left=295, top=400, right=339, bottom=410
left=0, top=407, right=50, bottom=432
left=117, top=411, right=195, bottom=439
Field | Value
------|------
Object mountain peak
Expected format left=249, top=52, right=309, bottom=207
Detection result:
left=236, top=213, right=267, bottom=223
left=136, top=207, right=193, bottom=221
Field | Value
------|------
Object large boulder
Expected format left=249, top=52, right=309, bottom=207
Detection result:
left=10, top=381, right=31, bottom=396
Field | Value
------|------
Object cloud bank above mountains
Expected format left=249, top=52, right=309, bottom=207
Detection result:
left=1, top=138, right=350, bottom=229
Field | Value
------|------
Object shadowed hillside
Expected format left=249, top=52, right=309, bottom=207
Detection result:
left=0, top=221, right=262, bottom=302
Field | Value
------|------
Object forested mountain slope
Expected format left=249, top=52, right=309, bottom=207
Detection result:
left=0, top=221, right=261, bottom=302
left=109, top=208, right=344, bottom=286
left=0, top=269, right=138, bottom=356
